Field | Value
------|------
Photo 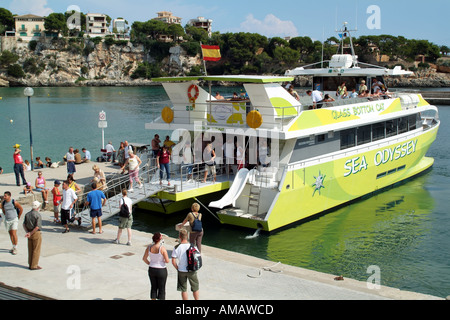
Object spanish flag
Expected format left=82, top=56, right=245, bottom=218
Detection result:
left=201, top=45, right=221, bottom=61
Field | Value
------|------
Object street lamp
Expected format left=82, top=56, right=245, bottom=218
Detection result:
left=24, top=87, right=34, bottom=171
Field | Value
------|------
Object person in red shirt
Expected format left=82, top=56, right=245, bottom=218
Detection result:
left=156, top=146, right=171, bottom=186
left=13, top=145, right=27, bottom=186
left=51, top=180, right=62, bottom=223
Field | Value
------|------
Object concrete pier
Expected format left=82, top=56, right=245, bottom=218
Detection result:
left=421, top=91, right=450, bottom=105
left=0, top=162, right=442, bottom=300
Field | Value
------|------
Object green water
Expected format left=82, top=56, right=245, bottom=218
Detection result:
left=0, top=86, right=448, bottom=298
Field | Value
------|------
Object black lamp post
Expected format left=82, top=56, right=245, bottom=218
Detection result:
left=24, top=87, right=34, bottom=171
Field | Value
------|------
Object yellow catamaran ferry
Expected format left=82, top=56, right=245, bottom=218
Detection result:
left=143, top=26, right=440, bottom=232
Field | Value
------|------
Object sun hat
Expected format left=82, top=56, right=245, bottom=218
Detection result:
left=32, top=201, right=41, bottom=210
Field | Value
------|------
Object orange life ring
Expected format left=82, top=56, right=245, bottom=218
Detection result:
left=187, top=84, right=199, bottom=101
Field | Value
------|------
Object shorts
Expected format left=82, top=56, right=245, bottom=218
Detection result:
left=53, top=204, right=61, bottom=213
left=4, top=218, right=19, bottom=231
left=61, top=209, right=71, bottom=225
left=118, top=216, right=133, bottom=229
left=129, top=169, right=139, bottom=182
left=177, top=271, right=199, bottom=292
left=90, top=208, right=102, bottom=218
left=206, top=165, right=216, bottom=175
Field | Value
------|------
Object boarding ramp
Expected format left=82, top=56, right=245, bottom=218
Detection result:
left=74, top=164, right=164, bottom=227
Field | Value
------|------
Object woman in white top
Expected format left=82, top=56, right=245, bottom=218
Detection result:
left=142, top=232, right=169, bottom=300
left=91, top=165, right=106, bottom=191
left=121, top=150, right=142, bottom=192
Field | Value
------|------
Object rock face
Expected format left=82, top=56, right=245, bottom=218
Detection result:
left=0, top=38, right=198, bottom=87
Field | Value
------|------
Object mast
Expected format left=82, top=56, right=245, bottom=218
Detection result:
left=336, top=22, right=358, bottom=67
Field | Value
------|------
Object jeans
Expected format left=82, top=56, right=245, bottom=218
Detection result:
left=14, top=163, right=26, bottom=186
left=159, top=163, right=170, bottom=180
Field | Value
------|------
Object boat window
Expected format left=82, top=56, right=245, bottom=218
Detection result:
left=372, top=122, right=385, bottom=141
left=315, top=76, right=364, bottom=92
left=398, top=117, right=408, bottom=134
left=386, top=119, right=397, bottom=138
left=340, top=128, right=356, bottom=150
left=357, top=125, right=372, bottom=145
left=317, top=134, right=326, bottom=143
left=408, top=114, right=417, bottom=131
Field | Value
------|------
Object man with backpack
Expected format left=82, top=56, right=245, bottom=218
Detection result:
left=1, top=191, right=23, bottom=255
left=113, top=189, right=133, bottom=245
left=171, top=229, right=200, bottom=300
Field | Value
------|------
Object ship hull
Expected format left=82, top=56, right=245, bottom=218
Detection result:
left=217, top=124, right=439, bottom=232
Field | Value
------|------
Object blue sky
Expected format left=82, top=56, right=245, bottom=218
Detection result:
left=4, top=0, right=450, bottom=46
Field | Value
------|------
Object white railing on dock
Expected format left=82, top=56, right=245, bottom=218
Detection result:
left=74, top=163, right=163, bottom=226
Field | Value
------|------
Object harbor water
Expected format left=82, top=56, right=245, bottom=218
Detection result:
left=0, top=86, right=449, bottom=298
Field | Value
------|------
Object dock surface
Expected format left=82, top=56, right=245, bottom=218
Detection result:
left=0, top=162, right=442, bottom=300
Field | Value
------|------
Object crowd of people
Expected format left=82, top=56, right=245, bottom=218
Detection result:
left=284, top=78, right=392, bottom=110
left=1, top=140, right=205, bottom=300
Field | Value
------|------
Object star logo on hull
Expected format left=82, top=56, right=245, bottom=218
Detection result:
left=312, top=171, right=326, bottom=196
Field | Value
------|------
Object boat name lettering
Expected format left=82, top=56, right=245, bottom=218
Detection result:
left=374, top=139, right=418, bottom=167
left=344, top=139, right=418, bottom=177
left=332, top=103, right=385, bottom=120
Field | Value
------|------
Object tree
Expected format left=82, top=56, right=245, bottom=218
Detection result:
left=289, top=36, right=314, bottom=61
left=0, top=50, right=19, bottom=67
left=64, top=10, right=86, bottom=35
left=45, top=13, right=68, bottom=36
left=168, top=24, right=185, bottom=42
left=7, top=64, right=25, bottom=78
left=0, top=8, right=14, bottom=31
left=185, top=25, right=208, bottom=43
left=441, top=45, right=450, bottom=56
left=272, top=47, right=300, bottom=66
left=268, top=37, right=289, bottom=57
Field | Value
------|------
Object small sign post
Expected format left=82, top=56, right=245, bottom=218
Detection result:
left=98, top=111, right=107, bottom=149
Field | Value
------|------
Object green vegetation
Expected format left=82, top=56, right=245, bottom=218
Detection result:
left=7, top=64, right=25, bottom=78
left=0, top=6, right=448, bottom=82
left=131, top=62, right=165, bottom=79
left=0, top=50, right=19, bottom=67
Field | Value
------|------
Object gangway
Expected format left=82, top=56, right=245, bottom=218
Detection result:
left=73, top=164, right=165, bottom=227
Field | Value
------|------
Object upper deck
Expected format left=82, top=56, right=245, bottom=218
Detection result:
left=148, top=75, right=436, bottom=139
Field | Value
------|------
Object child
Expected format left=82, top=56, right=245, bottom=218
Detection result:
left=45, top=157, right=52, bottom=167
left=35, top=157, right=44, bottom=169
left=23, top=182, right=34, bottom=195
left=51, top=180, right=62, bottom=223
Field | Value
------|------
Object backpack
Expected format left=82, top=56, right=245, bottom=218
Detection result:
left=119, top=198, right=130, bottom=218
left=186, top=244, right=202, bottom=271
left=190, top=212, right=202, bottom=232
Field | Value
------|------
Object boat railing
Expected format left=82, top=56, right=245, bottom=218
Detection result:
left=72, top=163, right=159, bottom=217
left=141, top=150, right=233, bottom=192
left=150, top=100, right=304, bottom=130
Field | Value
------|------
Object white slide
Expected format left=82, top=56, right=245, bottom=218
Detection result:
left=209, top=168, right=252, bottom=209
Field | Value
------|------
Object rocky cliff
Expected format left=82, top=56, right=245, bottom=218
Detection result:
left=0, top=38, right=449, bottom=88
left=0, top=38, right=200, bottom=87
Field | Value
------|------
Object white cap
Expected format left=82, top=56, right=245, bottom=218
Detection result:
left=32, top=201, right=41, bottom=210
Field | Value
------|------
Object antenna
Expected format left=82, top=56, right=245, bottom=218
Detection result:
left=321, top=26, right=324, bottom=68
